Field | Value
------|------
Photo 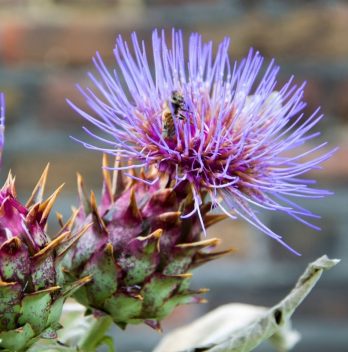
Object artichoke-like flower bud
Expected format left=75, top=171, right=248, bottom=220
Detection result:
left=59, top=156, right=233, bottom=330
left=0, top=167, right=91, bottom=351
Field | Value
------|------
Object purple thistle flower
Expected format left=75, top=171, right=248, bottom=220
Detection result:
left=0, top=93, right=5, bottom=165
left=68, top=29, right=336, bottom=255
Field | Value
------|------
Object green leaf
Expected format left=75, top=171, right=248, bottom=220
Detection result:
left=141, top=275, right=179, bottom=315
left=18, top=289, right=55, bottom=333
left=157, top=293, right=195, bottom=320
left=81, top=243, right=118, bottom=305
left=103, top=294, right=142, bottom=323
left=47, top=297, right=65, bottom=327
left=0, top=322, right=35, bottom=351
left=0, top=282, right=21, bottom=331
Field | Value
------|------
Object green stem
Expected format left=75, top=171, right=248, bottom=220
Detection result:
left=78, top=315, right=114, bottom=352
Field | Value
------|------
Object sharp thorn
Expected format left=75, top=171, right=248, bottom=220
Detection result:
left=90, top=191, right=108, bottom=234
left=32, top=230, right=71, bottom=261
left=0, top=281, right=17, bottom=287
left=137, top=228, right=163, bottom=241
left=26, top=164, right=50, bottom=207
left=102, top=154, right=113, bottom=202
left=197, top=288, right=210, bottom=294
left=39, top=183, right=65, bottom=224
left=104, top=242, right=113, bottom=255
left=194, top=247, right=236, bottom=266
left=62, top=275, right=93, bottom=296
left=134, top=294, right=143, bottom=301
left=199, top=202, right=212, bottom=216
left=77, top=172, right=89, bottom=214
left=57, top=223, right=93, bottom=257
left=136, top=229, right=162, bottom=252
left=56, top=212, right=64, bottom=228
left=2, top=170, right=16, bottom=196
left=26, top=203, right=40, bottom=223
left=27, top=286, right=61, bottom=295
left=61, top=208, right=79, bottom=232
left=204, top=214, right=228, bottom=228
left=168, top=273, right=193, bottom=279
left=129, top=188, right=142, bottom=220
left=89, top=191, right=98, bottom=212
left=159, top=172, right=170, bottom=189
left=150, top=188, right=175, bottom=206
left=112, top=154, right=124, bottom=199
left=176, top=238, right=221, bottom=249
left=155, top=211, right=181, bottom=225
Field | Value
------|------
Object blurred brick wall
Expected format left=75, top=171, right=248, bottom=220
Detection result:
left=0, top=1, right=347, bottom=351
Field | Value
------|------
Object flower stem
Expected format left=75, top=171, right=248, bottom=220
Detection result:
left=78, top=315, right=114, bottom=352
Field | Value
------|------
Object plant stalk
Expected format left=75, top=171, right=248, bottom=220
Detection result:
left=78, top=315, right=114, bottom=352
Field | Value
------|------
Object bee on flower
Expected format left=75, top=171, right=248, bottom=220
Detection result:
left=162, top=90, right=189, bottom=139
left=68, top=29, right=335, bottom=255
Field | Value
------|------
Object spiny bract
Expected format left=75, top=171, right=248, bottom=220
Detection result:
left=59, top=155, right=233, bottom=330
left=0, top=167, right=91, bottom=351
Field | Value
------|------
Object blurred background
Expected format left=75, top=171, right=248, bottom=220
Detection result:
left=0, top=0, right=347, bottom=351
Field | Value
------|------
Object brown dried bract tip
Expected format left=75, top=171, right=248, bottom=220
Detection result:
left=193, top=247, right=237, bottom=267
left=60, top=208, right=80, bottom=232
left=26, top=203, right=40, bottom=224
left=197, top=288, right=210, bottom=294
left=169, top=273, right=193, bottom=279
left=76, top=172, right=84, bottom=198
left=56, top=212, right=64, bottom=228
left=79, top=275, right=93, bottom=284
left=128, top=188, right=142, bottom=221
left=176, top=238, right=221, bottom=249
left=102, top=154, right=113, bottom=202
left=112, top=155, right=125, bottom=199
left=62, top=275, right=93, bottom=297
left=57, top=223, right=93, bottom=258
left=77, top=172, right=90, bottom=215
left=27, top=286, right=61, bottom=296
left=39, top=183, right=65, bottom=225
left=26, top=164, right=50, bottom=207
left=104, top=242, right=113, bottom=255
left=3, top=170, right=16, bottom=196
left=156, top=211, right=182, bottom=225
left=0, top=281, right=17, bottom=287
left=151, top=188, right=175, bottom=206
left=204, top=214, right=228, bottom=228
left=125, top=160, right=136, bottom=188
left=32, top=230, right=71, bottom=260
left=90, top=191, right=108, bottom=235
left=137, top=229, right=163, bottom=252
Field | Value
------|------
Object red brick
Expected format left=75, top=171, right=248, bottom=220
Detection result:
left=0, top=21, right=116, bottom=65
left=197, top=5, right=348, bottom=61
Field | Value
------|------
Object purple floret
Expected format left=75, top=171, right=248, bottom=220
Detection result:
left=68, top=29, right=336, bottom=255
